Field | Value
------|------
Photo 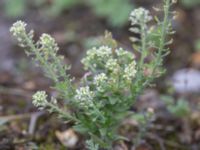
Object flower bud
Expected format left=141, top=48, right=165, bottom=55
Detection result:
left=32, top=91, right=48, bottom=109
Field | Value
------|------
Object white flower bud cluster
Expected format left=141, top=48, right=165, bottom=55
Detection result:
left=129, top=8, right=152, bottom=25
left=123, top=61, right=137, bottom=82
left=10, top=21, right=30, bottom=47
left=81, top=46, right=112, bottom=70
left=116, top=48, right=134, bottom=59
left=96, top=46, right=112, bottom=57
left=40, top=34, right=54, bottom=45
left=94, top=73, right=108, bottom=92
left=86, top=48, right=137, bottom=95
left=10, top=21, right=26, bottom=37
left=116, top=48, right=135, bottom=63
left=82, top=45, right=137, bottom=89
left=75, top=86, right=94, bottom=108
left=105, top=58, right=118, bottom=72
left=32, top=91, right=48, bottom=109
left=39, top=33, right=59, bottom=52
left=129, top=8, right=153, bottom=43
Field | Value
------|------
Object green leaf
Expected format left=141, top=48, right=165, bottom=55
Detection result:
left=114, top=135, right=129, bottom=141
left=168, top=99, right=190, bottom=117
left=99, top=128, right=107, bottom=137
left=4, top=0, right=26, bottom=18
left=86, top=139, right=99, bottom=150
left=48, top=0, right=81, bottom=16
left=89, top=133, right=108, bottom=148
left=88, top=0, right=134, bottom=27
left=73, top=124, right=88, bottom=134
left=108, top=97, right=118, bottom=105
left=180, top=0, right=200, bottom=8
left=161, top=95, right=174, bottom=105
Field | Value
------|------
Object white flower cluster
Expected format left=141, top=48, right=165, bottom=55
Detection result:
left=82, top=45, right=138, bottom=87
left=32, top=91, right=48, bottom=109
left=129, top=7, right=152, bottom=25
left=10, top=20, right=34, bottom=48
left=40, top=34, right=53, bottom=45
left=116, top=48, right=135, bottom=60
left=81, top=46, right=112, bottom=69
left=96, top=46, right=112, bottom=57
left=129, top=8, right=153, bottom=43
left=10, top=21, right=26, bottom=37
left=75, top=86, right=94, bottom=108
left=10, top=21, right=28, bottom=47
left=123, top=61, right=137, bottom=82
left=40, top=34, right=58, bottom=50
left=105, top=58, right=118, bottom=72
left=94, top=73, right=108, bottom=92
left=38, top=33, right=59, bottom=60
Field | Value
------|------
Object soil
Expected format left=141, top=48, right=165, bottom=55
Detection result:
left=0, top=0, right=200, bottom=149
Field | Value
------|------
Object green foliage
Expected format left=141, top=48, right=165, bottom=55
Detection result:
left=88, top=0, right=134, bottom=27
left=86, top=139, right=99, bottom=150
left=162, top=95, right=190, bottom=117
left=131, top=110, right=154, bottom=146
left=48, top=0, right=81, bottom=16
left=10, top=0, right=175, bottom=149
left=195, top=39, right=200, bottom=52
left=47, top=0, right=134, bottom=27
left=180, top=0, right=200, bottom=8
left=3, top=0, right=134, bottom=27
left=4, top=0, right=26, bottom=17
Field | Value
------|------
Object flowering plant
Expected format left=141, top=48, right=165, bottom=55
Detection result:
left=10, top=0, right=175, bottom=149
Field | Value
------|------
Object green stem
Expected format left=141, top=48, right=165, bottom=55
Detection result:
left=144, top=0, right=171, bottom=85
left=24, top=34, right=58, bottom=82
left=154, top=0, right=170, bottom=71
left=47, top=102, right=79, bottom=122
left=24, top=33, right=75, bottom=99
left=138, top=19, right=147, bottom=75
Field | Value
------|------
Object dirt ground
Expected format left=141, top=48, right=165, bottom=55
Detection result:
left=0, top=0, right=200, bottom=149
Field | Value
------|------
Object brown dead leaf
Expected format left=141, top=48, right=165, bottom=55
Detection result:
left=131, top=142, right=153, bottom=150
left=22, top=81, right=36, bottom=90
left=191, top=52, right=200, bottom=68
left=113, top=141, right=128, bottom=150
left=191, top=111, right=200, bottom=125
left=195, top=129, right=200, bottom=141
left=55, top=128, right=78, bottom=148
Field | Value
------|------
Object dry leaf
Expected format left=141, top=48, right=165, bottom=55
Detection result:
left=55, top=128, right=78, bottom=148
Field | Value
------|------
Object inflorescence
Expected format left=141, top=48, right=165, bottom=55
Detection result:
left=10, top=0, right=174, bottom=149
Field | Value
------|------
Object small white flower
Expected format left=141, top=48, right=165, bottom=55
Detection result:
left=105, top=58, right=118, bottom=72
left=32, top=91, right=48, bottom=109
left=10, top=21, right=27, bottom=36
left=40, top=34, right=54, bottom=46
left=10, top=21, right=35, bottom=48
left=123, top=61, right=137, bottom=82
left=116, top=48, right=135, bottom=60
left=129, top=8, right=152, bottom=25
left=81, top=47, right=97, bottom=69
left=39, top=33, right=59, bottom=51
left=82, top=46, right=112, bottom=70
left=94, top=73, right=108, bottom=85
left=96, top=46, right=112, bottom=58
left=75, top=86, right=94, bottom=108
left=94, top=73, right=108, bottom=92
